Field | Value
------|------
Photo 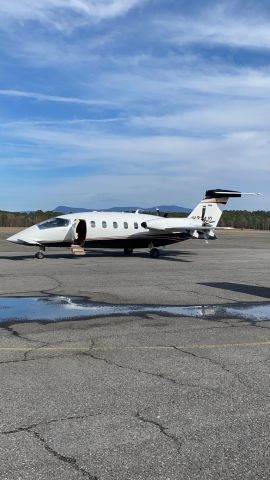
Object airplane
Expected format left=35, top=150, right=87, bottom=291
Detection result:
left=7, top=188, right=257, bottom=259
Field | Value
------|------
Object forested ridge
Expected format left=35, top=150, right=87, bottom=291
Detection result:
left=0, top=210, right=57, bottom=228
left=1, top=209, right=270, bottom=230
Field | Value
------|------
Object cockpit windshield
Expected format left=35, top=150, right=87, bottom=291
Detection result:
left=37, top=218, right=70, bottom=230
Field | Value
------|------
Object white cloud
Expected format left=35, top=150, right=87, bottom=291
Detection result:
left=157, top=5, right=270, bottom=50
left=1, top=116, right=268, bottom=210
left=130, top=101, right=270, bottom=134
left=91, top=66, right=270, bottom=116
left=0, top=0, right=145, bottom=27
left=2, top=118, right=270, bottom=173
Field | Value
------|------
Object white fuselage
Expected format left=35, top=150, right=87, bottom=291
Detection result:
left=7, top=211, right=205, bottom=250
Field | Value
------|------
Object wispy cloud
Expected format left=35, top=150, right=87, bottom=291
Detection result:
left=0, top=0, right=146, bottom=27
left=157, top=4, right=270, bottom=50
left=0, top=89, right=112, bottom=106
left=130, top=100, right=270, bottom=135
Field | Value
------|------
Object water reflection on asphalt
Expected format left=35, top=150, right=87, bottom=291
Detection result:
left=0, top=296, right=270, bottom=324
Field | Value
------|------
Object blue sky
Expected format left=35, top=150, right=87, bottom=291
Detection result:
left=0, top=0, right=269, bottom=211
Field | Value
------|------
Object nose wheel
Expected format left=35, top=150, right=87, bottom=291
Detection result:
left=124, top=248, right=133, bottom=255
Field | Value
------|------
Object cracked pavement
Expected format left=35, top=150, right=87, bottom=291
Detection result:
left=1, top=230, right=270, bottom=479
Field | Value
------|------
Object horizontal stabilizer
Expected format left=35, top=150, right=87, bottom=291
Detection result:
left=205, top=189, right=242, bottom=199
left=205, top=189, right=260, bottom=199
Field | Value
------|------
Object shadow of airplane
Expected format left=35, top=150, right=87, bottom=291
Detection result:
left=199, top=282, right=270, bottom=299
left=0, top=250, right=195, bottom=263
left=0, top=254, right=74, bottom=261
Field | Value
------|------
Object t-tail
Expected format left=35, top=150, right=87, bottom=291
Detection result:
left=188, top=189, right=257, bottom=229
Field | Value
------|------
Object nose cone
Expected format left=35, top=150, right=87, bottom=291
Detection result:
left=7, top=232, right=21, bottom=244
left=7, top=226, right=40, bottom=245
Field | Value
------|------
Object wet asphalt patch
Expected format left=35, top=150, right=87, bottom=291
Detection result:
left=0, top=295, right=270, bottom=324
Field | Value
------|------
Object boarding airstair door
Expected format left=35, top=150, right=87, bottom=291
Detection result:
left=72, top=219, right=87, bottom=246
left=71, top=219, right=87, bottom=256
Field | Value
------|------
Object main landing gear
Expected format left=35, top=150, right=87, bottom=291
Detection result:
left=34, top=246, right=46, bottom=259
left=123, top=247, right=160, bottom=258
left=150, top=247, right=160, bottom=258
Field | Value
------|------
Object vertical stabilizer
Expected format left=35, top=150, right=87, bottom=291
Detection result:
left=188, top=189, right=242, bottom=228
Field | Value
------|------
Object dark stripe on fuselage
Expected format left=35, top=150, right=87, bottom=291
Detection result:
left=41, top=232, right=192, bottom=249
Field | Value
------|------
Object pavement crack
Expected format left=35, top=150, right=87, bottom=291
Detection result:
left=1, top=413, right=98, bottom=435
left=0, top=352, right=84, bottom=366
left=40, top=276, right=64, bottom=294
left=0, top=411, right=99, bottom=479
left=172, top=346, right=270, bottom=399
left=1, top=424, right=35, bottom=435
left=0, top=357, right=31, bottom=366
left=0, top=338, right=95, bottom=366
left=136, top=411, right=182, bottom=452
left=173, top=345, right=232, bottom=373
left=32, top=430, right=98, bottom=479
left=82, top=350, right=217, bottom=392
left=23, top=342, right=51, bottom=361
left=1, top=324, right=41, bottom=343
left=253, top=322, right=270, bottom=331
left=83, top=351, right=177, bottom=385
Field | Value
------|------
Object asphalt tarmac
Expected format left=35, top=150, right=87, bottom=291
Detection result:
left=1, top=229, right=270, bottom=480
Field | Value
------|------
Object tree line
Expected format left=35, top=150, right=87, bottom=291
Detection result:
left=219, top=210, right=270, bottom=230
left=0, top=210, right=57, bottom=228
left=1, top=209, right=270, bottom=230
left=146, top=210, right=270, bottom=230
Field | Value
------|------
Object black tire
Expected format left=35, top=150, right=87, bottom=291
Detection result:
left=35, top=251, right=45, bottom=259
left=150, top=248, right=160, bottom=258
left=124, top=248, right=133, bottom=256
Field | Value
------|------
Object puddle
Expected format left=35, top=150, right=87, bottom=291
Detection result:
left=0, top=296, right=270, bottom=324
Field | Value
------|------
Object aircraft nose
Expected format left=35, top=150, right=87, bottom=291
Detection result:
left=7, top=233, right=20, bottom=243
left=7, top=226, right=40, bottom=245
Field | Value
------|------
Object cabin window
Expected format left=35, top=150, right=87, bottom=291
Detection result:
left=113, top=221, right=118, bottom=229
left=124, top=222, right=128, bottom=229
left=134, top=222, right=138, bottom=229
left=102, top=221, right=107, bottom=228
left=38, top=218, right=70, bottom=229
left=90, top=221, right=96, bottom=228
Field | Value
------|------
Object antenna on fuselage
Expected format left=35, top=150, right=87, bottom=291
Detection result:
left=156, top=207, right=168, bottom=218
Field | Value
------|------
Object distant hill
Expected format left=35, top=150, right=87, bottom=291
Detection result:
left=54, top=205, right=191, bottom=214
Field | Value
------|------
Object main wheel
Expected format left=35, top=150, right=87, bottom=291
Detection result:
left=150, top=248, right=160, bottom=258
left=124, top=248, right=133, bottom=256
left=35, top=251, right=45, bottom=259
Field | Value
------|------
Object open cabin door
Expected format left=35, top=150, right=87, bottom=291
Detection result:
left=72, top=219, right=87, bottom=246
